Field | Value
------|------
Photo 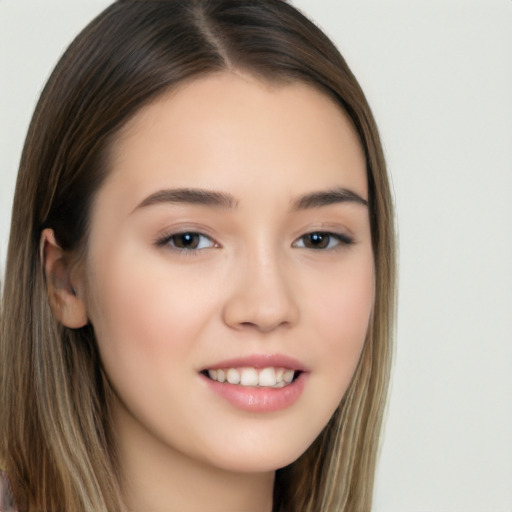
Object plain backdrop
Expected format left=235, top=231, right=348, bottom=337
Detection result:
left=1, top=1, right=511, bottom=511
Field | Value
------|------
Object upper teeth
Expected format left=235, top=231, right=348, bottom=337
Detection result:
left=207, top=367, right=295, bottom=388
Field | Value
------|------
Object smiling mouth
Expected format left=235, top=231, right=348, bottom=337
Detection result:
left=201, top=367, right=301, bottom=389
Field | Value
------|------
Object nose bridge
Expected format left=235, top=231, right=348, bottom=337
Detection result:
left=222, top=240, right=299, bottom=332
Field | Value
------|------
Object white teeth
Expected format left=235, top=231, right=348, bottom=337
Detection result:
left=283, top=370, right=294, bottom=383
left=258, top=367, right=276, bottom=387
left=240, top=367, right=259, bottom=386
left=206, top=367, right=297, bottom=388
left=226, top=368, right=240, bottom=384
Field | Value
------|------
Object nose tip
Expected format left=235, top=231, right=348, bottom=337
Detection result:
left=233, top=308, right=294, bottom=333
left=221, top=260, right=300, bottom=333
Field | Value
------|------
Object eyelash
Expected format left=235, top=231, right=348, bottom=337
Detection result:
left=154, top=230, right=354, bottom=254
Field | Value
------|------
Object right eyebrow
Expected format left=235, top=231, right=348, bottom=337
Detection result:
left=132, top=188, right=238, bottom=212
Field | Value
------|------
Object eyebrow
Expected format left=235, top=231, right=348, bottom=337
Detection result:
left=133, top=186, right=367, bottom=212
left=134, top=188, right=238, bottom=211
left=292, top=187, right=368, bottom=210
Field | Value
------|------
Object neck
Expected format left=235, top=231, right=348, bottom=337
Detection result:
left=113, top=403, right=275, bottom=512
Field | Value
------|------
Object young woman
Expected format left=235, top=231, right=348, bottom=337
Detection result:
left=0, top=1, right=396, bottom=511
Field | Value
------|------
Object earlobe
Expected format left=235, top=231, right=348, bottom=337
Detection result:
left=40, top=228, right=88, bottom=329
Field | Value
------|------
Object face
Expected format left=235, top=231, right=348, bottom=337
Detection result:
left=82, top=72, right=374, bottom=475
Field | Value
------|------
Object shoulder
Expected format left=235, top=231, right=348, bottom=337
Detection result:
left=0, top=470, right=17, bottom=511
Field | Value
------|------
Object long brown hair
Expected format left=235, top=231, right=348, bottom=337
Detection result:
left=0, top=1, right=396, bottom=510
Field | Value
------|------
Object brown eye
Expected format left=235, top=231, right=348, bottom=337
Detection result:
left=293, top=232, right=354, bottom=250
left=156, top=232, right=216, bottom=251
left=303, top=232, right=330, bottom=249
left=170, top=233, right=201, bottom=249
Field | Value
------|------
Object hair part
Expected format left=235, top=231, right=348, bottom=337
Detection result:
left=0, top=1, right=396, bottom=511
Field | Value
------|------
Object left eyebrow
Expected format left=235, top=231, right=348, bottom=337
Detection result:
left=292, top=187, right=368, bottom=210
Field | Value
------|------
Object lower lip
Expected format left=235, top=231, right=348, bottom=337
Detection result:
left=201, top=372, right=307, bottom=412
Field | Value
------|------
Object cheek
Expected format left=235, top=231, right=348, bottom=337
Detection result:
left=321, top=272, right=373, bottom=346
left=304, top=250, right=374, bottom=389
left=86, top=246, right=218, bottom=389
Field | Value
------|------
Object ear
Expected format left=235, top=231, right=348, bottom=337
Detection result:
left=40, top=228, right=88, bottom=329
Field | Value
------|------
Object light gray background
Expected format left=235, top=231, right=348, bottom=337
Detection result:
left=1, top=1, right=511, bottom=511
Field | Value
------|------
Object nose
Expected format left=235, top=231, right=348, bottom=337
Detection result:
left=221, top=248, right=300, bottom=333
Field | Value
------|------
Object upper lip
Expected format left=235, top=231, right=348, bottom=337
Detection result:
left=201, top=353, right=308, bottom=372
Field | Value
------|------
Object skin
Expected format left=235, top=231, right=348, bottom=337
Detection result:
left=44, top=72, right=374, bottom=512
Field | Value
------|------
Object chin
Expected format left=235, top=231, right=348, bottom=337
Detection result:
left=196, top=426, right=322, bottom=474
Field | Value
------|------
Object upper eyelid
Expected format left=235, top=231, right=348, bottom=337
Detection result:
left=292, top=223, right=355, bottom=241
left=153, top=220, right=217, bottom=238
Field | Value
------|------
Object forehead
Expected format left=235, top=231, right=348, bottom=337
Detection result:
left=101, top=71, right=367, bottom=210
